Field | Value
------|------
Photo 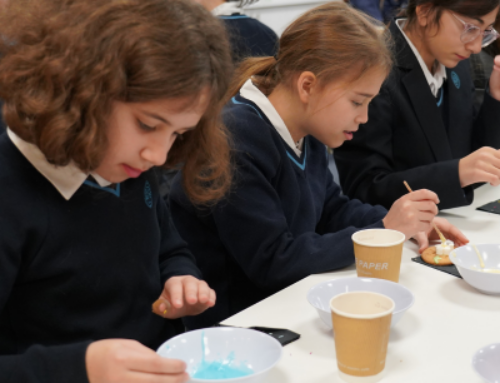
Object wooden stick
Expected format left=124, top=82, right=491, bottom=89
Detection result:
left=403, top=181, right=446, bottom=244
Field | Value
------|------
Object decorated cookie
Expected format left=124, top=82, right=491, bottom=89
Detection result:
left=421, top=246, right=453, bottom=266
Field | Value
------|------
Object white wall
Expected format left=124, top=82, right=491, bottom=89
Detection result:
left=243, top=0, right=340, bottom=36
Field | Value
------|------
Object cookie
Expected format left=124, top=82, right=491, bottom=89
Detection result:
left=421, top=246, right=453, bottom=266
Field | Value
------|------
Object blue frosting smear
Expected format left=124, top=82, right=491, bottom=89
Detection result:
left=192, top=332, right=254, bottom=379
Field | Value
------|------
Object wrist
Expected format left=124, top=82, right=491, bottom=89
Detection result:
left=458, top=158, right=468, bottom=188
left=489, top=88, right=500, bottom=102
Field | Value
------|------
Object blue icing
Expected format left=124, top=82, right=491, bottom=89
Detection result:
left=192, top=356, right=253, bottom=379
left=192, top=331, right=254, bottom=380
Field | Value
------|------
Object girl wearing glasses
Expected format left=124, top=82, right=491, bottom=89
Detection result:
left=335, top=0, right=500, bottom=210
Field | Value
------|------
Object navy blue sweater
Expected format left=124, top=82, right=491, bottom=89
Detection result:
left=0, top=100, right=5, bottom=133
left=220, top=14, right=278, bottom=62
left=170, top=94, right=387, bottom=329
left=0, top=133, right=201, bottom=382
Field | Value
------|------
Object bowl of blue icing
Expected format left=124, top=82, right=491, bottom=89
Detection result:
left=157, top=327, right=282, bottom=382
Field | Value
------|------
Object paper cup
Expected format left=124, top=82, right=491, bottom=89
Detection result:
left=330, top=291, right=395, bottom=383
left=352, top=229, right=405, bottom=282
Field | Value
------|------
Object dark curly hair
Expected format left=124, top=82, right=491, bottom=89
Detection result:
left=0, top=0, right=233, bottom=205
left=404, top=0, right=500, bottom=31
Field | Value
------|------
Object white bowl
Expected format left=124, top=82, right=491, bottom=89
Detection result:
left=157, top=327, right=282, bottom=382
left=449, top=244, right=500, bottom=295
left=307, top=277, right=414, bottom=330
left=472, top=343, right=500, bottom=383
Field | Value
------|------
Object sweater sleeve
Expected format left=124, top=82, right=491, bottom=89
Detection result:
left=0, top=181, right=91, bottom=383
left=206, top=111, right=386, bottom=292
left=155, top=180, right=202, bottom=285
left=335, top=79, right=473, bottom=210
left=316, top=168, right=387, bottom=235
left=0, top=343, right=91, bottom=383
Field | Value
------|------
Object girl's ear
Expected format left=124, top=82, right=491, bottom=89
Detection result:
left=415, top=4, right=434, bottom=28
left=296, top=71, right=318, bottom=105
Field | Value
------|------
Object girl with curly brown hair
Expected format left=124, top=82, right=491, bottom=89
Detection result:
left=0, top=0, right=233, bottom=382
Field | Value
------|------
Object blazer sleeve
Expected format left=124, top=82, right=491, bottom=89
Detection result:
left=335, top=78, right=472, bottom=210
left=472, top=87, right=500, bottom=151
left=208, top=111, right=386, bottom=292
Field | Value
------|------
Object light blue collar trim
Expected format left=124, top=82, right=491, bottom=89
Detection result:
left=231, top=96, right=264, bottom=119
left=219, top=15, right=249, bottom=19
left=286, top=143, right=307, bottom=171
left=436, top=86, right=444, bottom=107
left=84, top=180, right=121, bottom=197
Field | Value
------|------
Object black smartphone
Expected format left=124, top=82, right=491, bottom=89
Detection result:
left=249, top=326, right=301, bottom=346
left=477, top=200, right=500, bottom=215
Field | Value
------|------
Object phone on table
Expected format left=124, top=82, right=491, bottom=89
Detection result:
left=215, top=324, right=300, bottom=346
left=477, top=200, right=500, bottom=215
left=249, top=326, right=300, bottom=346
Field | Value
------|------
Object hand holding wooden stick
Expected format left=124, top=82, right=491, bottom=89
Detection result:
left=403, top=181, right=446, bottom=244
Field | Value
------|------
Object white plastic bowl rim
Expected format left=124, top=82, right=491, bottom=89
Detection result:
left=307, top=277, right=414, bottom=317
left=471, top=342, right=500, bottom=383
left=156, top=327, right=283, bottom=382
left=449, top=243, right=500, bottom=273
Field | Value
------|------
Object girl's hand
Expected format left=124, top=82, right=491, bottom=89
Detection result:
left=459, top=147, right=500, bottom=187
left=152, top=276, right=216, bottom=319
left=383, top=189, right=439, bottom=240
left=488, top=55, right=500, bottom=101
left=86, top=339, right=189, bottom=383
left=413, top=217, right=469, bottom=253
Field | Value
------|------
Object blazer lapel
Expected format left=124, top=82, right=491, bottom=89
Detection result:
left=446, top=64, right=471, bottom=158
left=392, top=21, right=453, bottom=162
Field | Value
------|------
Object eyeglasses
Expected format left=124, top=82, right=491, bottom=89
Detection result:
left=451, top=13, right=500, bottom=48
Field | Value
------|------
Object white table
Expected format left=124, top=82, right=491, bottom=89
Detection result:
left=222, top=184, right=500, bottom=382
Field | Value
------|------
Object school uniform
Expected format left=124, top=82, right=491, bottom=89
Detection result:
left=170, top=80, right=387, bottom=329
left=334, top=20, right=500, bottom=211
left=0, top=130, right=201, bottom=382
left=349, top=0, right=407, bottom=23
left=212, top=2, right=278, bottom=62
left=0, top=100, right=5, bottom=133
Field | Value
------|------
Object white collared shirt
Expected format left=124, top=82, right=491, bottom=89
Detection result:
left=396, top=19, right=447, bottom=97
left=7, top=128, right=112, bottom=200
left=240, top=79, right=304, bottom=156
left=211, top=2, right=241, bottom=16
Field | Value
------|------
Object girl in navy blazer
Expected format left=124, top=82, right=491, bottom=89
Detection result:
left=335, top=0, right=500, bottom=210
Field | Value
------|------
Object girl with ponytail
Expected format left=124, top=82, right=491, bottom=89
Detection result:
left=170, top=1, right=467, bottom=329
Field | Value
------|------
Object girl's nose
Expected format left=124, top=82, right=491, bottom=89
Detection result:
left=141, top=134, right=176, bottom=166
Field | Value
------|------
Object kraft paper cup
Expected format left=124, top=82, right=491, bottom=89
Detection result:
left=330, top=291, right=395, bottom=383
left=352, top=229, right=405, bottom=282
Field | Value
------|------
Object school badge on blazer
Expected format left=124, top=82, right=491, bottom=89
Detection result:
left=144, top=180, right=153, bottom=208
left=451, top=71, right=460, bottom=89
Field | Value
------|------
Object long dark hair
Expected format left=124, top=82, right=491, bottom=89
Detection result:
left=404, top=0, right=500, bottom=30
